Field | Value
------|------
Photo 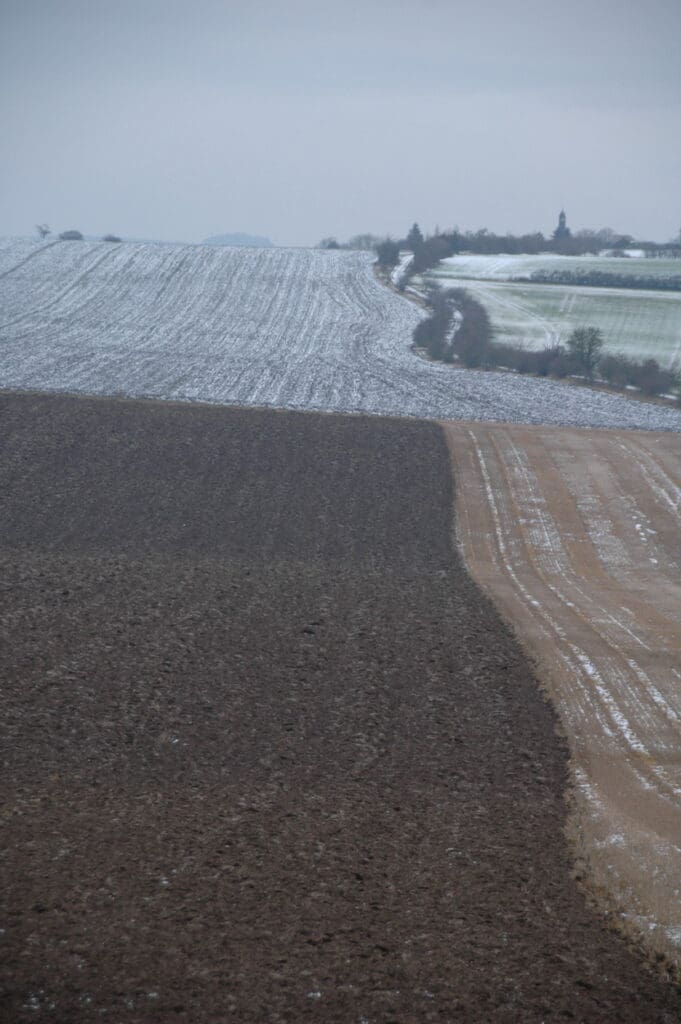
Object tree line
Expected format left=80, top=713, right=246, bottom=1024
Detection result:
left=321, top=221, right=676, bottom=272
left=518, top=269, right=681, bottom=293
left=36, top=225, right=121, bottom=242
left=323, top=222, right=681, bottom=290
left=413, top=289, right=680, bottom=401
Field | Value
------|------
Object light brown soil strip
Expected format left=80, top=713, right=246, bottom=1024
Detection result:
left=443, top=420, right=681, bottom=967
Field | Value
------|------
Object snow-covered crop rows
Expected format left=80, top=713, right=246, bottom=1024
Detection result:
left=0, top=238, right=56, bottom=277
left=1, top=238, right=681, bottom=432
left=427, top=256, right=681, bottom=368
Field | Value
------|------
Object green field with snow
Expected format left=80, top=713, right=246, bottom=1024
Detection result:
left=425, top=256, right=681, bottom=368
left=431, top=253, right=681, bottom=282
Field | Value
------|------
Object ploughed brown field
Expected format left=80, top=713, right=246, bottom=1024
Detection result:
left=1, top=392, right=679, bottom=1023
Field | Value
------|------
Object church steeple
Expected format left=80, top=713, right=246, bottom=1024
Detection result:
left=553, top=208, right=571, bottom=240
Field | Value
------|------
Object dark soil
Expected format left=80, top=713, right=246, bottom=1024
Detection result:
left=1, top=392, right=679, bottom=1022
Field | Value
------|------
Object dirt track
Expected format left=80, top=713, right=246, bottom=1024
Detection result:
left=2, top=392, right=680, bottom=1022
left=444, top=422, right=681, bottom=967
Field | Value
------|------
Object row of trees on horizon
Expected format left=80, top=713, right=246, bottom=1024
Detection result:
left=320, top=224, right=681, bottom=267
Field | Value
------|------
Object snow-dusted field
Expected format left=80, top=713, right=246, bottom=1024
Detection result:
left=0, top=238, right=57, bottom=276
left=1, top=238, right=681, bottom=431
left=427, top=256, right=681, bottom=368
left=434, top=252, right=681, bottom=282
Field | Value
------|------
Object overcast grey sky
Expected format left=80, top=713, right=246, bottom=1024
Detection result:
left=1, top=0, right=679, bottom=245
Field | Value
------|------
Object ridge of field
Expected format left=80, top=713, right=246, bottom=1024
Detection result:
left=426, top=255, right=681, bottom=368
left=2, top=237, right=681, bottom=432
left=2, top=391, right=680, bottom=1022
left=444, top=421, right=681, bottom=967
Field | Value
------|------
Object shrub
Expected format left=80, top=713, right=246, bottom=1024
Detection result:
left=549, top=351, right=574, bottom=378
left=599, top=353, right=632, bottom=389
left=508, top=344, right=569, bottom=377
left=598, top=352, right=678, bottom=397
left=102, top=234, right=122, bottom=243
left=375, top=239, right=400, bottom=267
left=59, top=229, right=84, bottom=241
left=449, top=290, right=492, bottom=368
left=631, top=358, right=674, bottom=396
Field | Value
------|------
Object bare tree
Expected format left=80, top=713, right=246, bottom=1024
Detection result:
left=347, top=233, right=381, bottom=251
left=566, top=326, right=604, bottom=379
left=36, top=223, right=50, bottom=240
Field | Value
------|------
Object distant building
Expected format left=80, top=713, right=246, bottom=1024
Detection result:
left=553, top=209, right=571, bottom=240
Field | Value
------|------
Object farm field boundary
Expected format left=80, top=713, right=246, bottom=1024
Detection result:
left=443, top=420, right=681, bottom=969
left=2, top=392, right=680, bottom=1021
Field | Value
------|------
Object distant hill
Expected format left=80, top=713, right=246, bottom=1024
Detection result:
left=203, top=232, right=273, bottom=248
